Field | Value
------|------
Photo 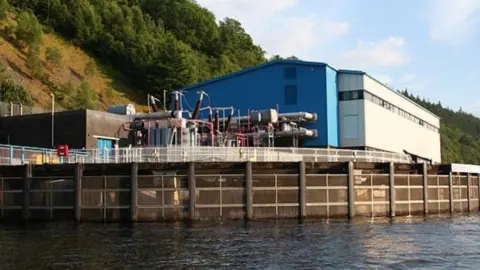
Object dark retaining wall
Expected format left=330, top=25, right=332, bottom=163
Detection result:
left=0, top=162, right=476, bottom=222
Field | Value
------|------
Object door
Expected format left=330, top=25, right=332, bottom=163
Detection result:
left=97, top=138, right=113, bottom=160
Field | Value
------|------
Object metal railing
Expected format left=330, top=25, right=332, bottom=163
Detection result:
left=0, top=144, right=87, bottom=165
left=65, top=146, right=412, bottom=164
left=0, top=145, right=412, bottom=165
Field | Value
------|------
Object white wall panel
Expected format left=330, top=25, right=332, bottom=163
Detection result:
left=364, top=102, right=441, bottom=163
left=363, top=75, right=440, bottom=128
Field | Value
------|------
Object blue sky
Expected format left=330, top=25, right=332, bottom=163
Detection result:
left=197, top=0, right=480, bottom=115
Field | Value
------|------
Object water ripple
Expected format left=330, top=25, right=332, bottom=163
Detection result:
left=1, top=215, right=480, bottom=269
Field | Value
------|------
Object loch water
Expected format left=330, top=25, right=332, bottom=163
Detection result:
left=0, top=215, right=479, bottom=269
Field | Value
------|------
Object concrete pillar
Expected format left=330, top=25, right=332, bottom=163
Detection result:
left=245, top=162, right=253, bottom=220
left=422, top=163, right=428, bottom=216
left=23, top=164, right=32, bottom=221
left=74, top=163, right=83, bottom=222
left=347, top=161, right=355, bottom=219
left=448, top=172, right=453, bottom=214
left=298, top=161, right=306, bottom=219
left=130, top=163, right=138, bottom=222
left=188, top=162, right=196, bottom=220
left=467, top=173, right=471, bottom=213
left=389, top=162, right=396, bottom=218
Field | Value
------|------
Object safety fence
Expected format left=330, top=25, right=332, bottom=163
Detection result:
left=71, top=146, right=412, bottom=164
left=0, top=162, right=476, bottom=222
left=0, top=145, right=412, bottom=165
left=0, top=101, right=60, bottom=117
left=0, top=144, right=90, bottom=165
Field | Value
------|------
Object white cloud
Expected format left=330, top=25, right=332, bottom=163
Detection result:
left=429, top=0, right=480, bottom=44
left=398, top=74, right=427, bottom=92
left=334, top=36, right=409, bottom=69
left=259, top=17, right=349, bottom=58
left=196, top=0, right=349, bottom=59
left=197, top=0, right=298, bottom=21
left=372, top=74, right=392, bottom=85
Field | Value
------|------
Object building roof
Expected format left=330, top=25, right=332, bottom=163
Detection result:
left=338, top=69, right=441, bottom=120
left=178, top=60, right=334, bottom=92
left=177, top=60, right=440, bottom=121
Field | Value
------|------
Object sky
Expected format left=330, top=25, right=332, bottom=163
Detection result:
left=196, top=0, right=480, bottom=115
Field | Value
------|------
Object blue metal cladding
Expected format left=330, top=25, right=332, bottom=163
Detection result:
left=325, top=66, right=339, bottom=147
left=181, top=61, right=340, bottom=147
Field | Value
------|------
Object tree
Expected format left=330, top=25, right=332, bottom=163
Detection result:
left=45, top=46, right=63, bottom=67
left=0, top=79, right=33, bottom=105
left=0, top=0, right=9, bottom=21
left=26, top=43, right=43, bottom=77
left=84, top=60, right=96, bottom=80
left=15, top=10, right=43, bottom=46
left=68, top=80, right=97, bottom=109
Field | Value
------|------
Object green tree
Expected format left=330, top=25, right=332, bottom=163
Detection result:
left=45, top=46, right=63, bottom=67
left=68, top=80, right=97, bottom=109
left=0, top=79, right=33, bottom=105
left=0, top=0, right=9, bottom=21
left=84, top=59, right=96, bottom=80
left=26, top=43, right=43, bottom=77
left=15, top=10, right=43, bottom=46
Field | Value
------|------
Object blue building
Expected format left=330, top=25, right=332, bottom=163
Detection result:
left=180, top=60, right=339, bottom=148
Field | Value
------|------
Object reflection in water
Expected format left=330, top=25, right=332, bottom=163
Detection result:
left=0, top=215, right=480, bottom=269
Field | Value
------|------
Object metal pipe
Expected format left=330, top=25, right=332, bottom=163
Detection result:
left=243, top=129, right=315, bottom=137
left=277, top=112, right=315, bottom=120
left=275, top=129, right=315, bottom=137
left=134, top=111, right=182, bottom=120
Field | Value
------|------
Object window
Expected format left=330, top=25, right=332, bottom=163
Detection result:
left=284, top=67, right=297, bottom=79
left=284, top=85, right=297, bottom=105
left=339, top=90, right=363, bottom=101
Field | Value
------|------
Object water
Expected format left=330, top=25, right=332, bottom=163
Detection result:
left=1, top=215, right=480, bottom=269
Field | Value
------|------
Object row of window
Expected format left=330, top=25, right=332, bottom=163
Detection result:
left=339, top=90, right=439, bottom=133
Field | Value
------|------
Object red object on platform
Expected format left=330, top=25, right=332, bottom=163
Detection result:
left=57, top=145, right=69, bottom=157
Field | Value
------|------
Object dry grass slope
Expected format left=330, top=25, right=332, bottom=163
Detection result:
left=0, top=14, right=148, bottom=112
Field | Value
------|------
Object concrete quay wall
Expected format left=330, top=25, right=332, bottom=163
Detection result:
left=0, top=162, right=476, bottom=222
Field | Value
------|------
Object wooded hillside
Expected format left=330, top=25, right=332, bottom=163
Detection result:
left=402, top=91, right=480, bottom=164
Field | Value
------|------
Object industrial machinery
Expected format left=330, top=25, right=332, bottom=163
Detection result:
left=115, top=91, right=318, bottom=148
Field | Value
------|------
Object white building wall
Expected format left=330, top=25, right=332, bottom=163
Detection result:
left=363, top=75, right=440, bottom=128
left=364, top=101, right=441, bottom=163
left=338, top=72, right=442, bottom=163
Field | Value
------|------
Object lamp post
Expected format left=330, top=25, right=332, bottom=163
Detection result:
left=51, top=93, right=54, bottom=148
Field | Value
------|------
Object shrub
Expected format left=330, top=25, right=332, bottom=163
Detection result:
left=0, top=0, right=9, bottom=21
left=46, top=46, right=63, bottom=66
left=0, top=79, right=33, bottom=105
left=26, top=43, right=43, bottom=77
left=15, top=11, right=43, bottom=46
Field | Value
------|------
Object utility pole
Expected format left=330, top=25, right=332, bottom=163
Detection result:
left=51, top=93, right=54, bottom=148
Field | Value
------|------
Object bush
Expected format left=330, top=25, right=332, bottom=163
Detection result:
left=84, top=60, right=96, bottom=80
left=0, top=79, right=33, bottom=105
left=67, top=81, right=97, bottom=109
left=26, top=43, right=43, bottom=77
left=0, top=0, right=9, bottom=21
left=15, top=10, right=43, bottom=46
left=46, top=46, right=63, bottom=66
